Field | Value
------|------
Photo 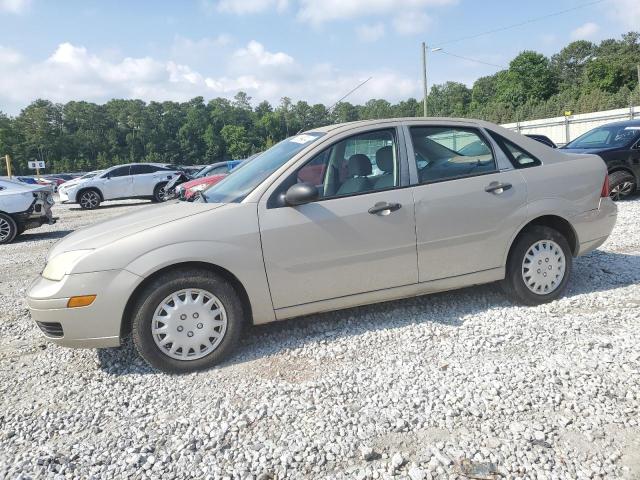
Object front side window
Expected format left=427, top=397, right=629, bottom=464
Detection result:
left=410, top=127, right=496, bottom=184
left=106, top=166, right=130, bottom=178
left=202, top=132, right=325, bottom=204
left=270, top=129, right=398, bottom=206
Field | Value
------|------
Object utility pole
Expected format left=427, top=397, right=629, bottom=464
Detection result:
left=4, top=154, right=12, bottom=178
left=422, top=42, right=428, bottom=117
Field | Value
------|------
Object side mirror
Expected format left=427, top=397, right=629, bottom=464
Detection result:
left=285, top=183, right=319, bottom=206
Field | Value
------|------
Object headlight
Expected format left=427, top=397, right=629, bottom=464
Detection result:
left=42, top=250, right=93, bottom=281
left=190, top=184, right=208, bottom=193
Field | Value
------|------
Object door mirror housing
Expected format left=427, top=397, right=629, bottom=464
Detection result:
left=285, top=183, right=319, bottom=206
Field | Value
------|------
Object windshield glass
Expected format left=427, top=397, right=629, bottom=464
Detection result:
left=202, top=132, right=325, bottom=203
left=564, top=125, right=640, bottom=149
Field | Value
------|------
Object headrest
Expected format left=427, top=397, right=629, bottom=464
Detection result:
left=347, top=154, right=372, bottom=177
left=376, top=146, right=394, bottom=173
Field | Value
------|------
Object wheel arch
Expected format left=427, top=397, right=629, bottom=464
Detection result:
left=120, top=261, right=253, bottom=339
left=76, top=186, right=104, bottom=202
left=608, top=166, right=638, bottom=184
left=506, top=215, right=579, bottom=267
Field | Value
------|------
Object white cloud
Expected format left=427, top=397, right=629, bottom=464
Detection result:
left=296, top=0, right=454, bottom=25
left=0, top=45, right=22, bottom=64
left=0, top=0, right=30, bottom=14
left=570, top=22, right=600, bottom=40
left=212, top=0, right=288, bottom=14
left=392, top=10, right=431, bottom=35
left=0, top=41, right=419, bottom=114
left=356, top=23, right=385, bottom=42
left=607, top=0, right=640, bottom=29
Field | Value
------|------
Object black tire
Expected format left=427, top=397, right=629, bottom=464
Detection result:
left=609, top=170, right=636, bottom=201
left=78, top=188, right=101, bottom=209
left=152, top=182, right=168, bottom=203
left=131, top=269, right=244, bottom=373
left=502, top=225, right=573, bottom=306
left=0, top=213, right=18, bottom=245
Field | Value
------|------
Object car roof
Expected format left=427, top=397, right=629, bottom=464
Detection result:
left=590, top=119, right=640, bottom=128
left=305, top=117, right=499, bottom=135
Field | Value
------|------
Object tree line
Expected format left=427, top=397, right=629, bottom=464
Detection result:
left=1, top=32, right=638, bottom=175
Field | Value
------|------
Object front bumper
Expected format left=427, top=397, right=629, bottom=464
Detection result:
left=27, top=269, right=142, bottom=348
left=573, top=197, right=618, bottom=256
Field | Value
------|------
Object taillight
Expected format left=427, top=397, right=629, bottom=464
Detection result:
left=601, top=174, right=610, bottom=198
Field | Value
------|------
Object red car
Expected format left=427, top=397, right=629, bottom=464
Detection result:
left=178, top=174, right=228, bottom=201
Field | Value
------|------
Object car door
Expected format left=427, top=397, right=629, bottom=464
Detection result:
left=98, top=166, right=133, bottom=200
left=130, top=164, right=164, bottom=196
left=406, top=124, right=528, bottom=282
left=258, top=127, right=418, bottom=310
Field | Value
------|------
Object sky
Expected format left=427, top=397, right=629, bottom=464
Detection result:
left=0, top=0, right=638, bottom=115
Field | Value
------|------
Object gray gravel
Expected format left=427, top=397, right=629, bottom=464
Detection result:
left=1, top=197, right=639, bottom=479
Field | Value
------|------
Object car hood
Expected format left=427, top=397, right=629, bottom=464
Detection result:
left=60, top=178, right=86, bottom=189
left=183, top=174, right=227, bottom=190
left=48, top=201, right=224, bottom=259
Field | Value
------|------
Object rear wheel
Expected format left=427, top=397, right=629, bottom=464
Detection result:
left=152, top=183, right=168, bottom=203
left=0, top=213, right=17, bottom=244
left=609, top=170, right=636, bottom=201
left=78, top=189, right=101, bottom=209
left=131, top=269, right=244, bottom=373
left=502, top=226, right=572, bottom=305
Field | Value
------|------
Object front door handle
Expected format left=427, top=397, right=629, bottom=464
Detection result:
left=368, top=202, right=402, bottom=215
left=485, top=182, right=512, bottom=194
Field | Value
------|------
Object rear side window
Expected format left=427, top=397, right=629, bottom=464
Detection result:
left=131, top=164, right=159, bottom=175
left=489, top=131, right=541, bottom=168
left=410, top=126, right=497, bottom=184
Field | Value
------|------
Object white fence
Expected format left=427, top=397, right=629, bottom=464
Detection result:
left=502, top=105, right=640, bottom=146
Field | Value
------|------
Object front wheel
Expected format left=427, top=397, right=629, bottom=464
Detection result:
left=131, top=269, right=244, bottom=373
left=502, top=226, right=572, bottom=306
left=0, top=213, right=18, bottom=245
left=78, top=189, right=101, bottom=209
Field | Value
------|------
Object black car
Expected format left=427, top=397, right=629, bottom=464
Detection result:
left=525, top=134, right=556, bottom=148
left=561, top=120, right=640, bottom=200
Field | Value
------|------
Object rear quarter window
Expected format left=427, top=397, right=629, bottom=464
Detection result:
left=488, top=131, right=542, bottom=169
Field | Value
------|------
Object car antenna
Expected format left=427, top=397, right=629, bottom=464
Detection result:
left=327, top=76, right=372, bottom=114
left=293, top=77, right=373, bottom=134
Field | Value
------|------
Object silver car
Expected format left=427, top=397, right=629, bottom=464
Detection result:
left=28, top=118, right=617, bottom=373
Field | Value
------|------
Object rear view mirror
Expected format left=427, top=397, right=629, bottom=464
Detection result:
left=285, top=183, right=319, bottom=206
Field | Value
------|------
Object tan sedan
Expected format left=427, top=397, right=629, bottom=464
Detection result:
left=28, top=118, right=617, bottom=373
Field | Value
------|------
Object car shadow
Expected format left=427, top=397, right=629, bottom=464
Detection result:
left=95, top=249, right=640, bottom=376
left=14, top=229, right=74, bottom=243
left=69, top=201, right=151, bottom=211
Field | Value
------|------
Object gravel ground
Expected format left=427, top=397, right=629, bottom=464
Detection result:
left=1, top=197, right=639, bottom=480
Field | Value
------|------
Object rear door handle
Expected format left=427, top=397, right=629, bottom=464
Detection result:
left=485, top=182, right=512, bottom=194
left=368, top=202, right=402, bottom=215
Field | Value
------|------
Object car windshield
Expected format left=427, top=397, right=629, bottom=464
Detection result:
left=564, top=125, right=640, bottom=149
left=202, top=132, right=325, bottom=203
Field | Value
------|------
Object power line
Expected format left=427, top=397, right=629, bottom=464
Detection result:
left=437, top=50, right=506, bottom=69
left=434, top=0, right=605, bottom=47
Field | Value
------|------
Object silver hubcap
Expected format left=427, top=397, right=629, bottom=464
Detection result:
left=0, top=217, right=12, bottom=241
left=522, top=240, right=566, bottom=295
left=80, top=191, right=99, bottom=208
left=610, top=181, right=635, bottom=200
left=152, top=289, right=227, bottom=360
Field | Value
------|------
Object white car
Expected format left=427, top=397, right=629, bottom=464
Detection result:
left=60, top=163, right=179, bottom=209
left=0, top=178, right=56, bottom=244
left=57, top=170, right=104, bottom=199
